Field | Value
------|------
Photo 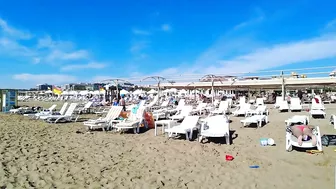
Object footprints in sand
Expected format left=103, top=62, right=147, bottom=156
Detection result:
left=0, top=113, right=335, bottom=188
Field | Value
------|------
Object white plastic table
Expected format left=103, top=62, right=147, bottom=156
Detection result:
left=154, top=120, right=176, bottom=136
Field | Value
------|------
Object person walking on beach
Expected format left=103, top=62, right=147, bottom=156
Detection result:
left=119, top=95, right=126, bottom=111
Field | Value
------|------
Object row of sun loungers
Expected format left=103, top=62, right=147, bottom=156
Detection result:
left=8, top=94, right=331, bottom=153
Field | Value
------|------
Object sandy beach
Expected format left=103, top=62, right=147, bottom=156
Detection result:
left=0, top=102, right=335, bottom=189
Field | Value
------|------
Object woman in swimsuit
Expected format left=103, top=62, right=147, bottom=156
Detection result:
left=291, top=125, right=317, bottom=146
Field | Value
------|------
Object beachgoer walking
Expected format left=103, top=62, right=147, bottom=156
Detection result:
left=119, top=95, right=126, bottom=111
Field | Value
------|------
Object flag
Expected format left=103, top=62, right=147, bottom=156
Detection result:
left=99, top=85, right=105, bottom=92
left=52, top=86, right=62, bottom=95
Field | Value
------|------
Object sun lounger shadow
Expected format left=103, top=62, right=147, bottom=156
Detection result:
left=312, top=115, right=325, bottom=119
left=200, top=130, right=237, bottom=144
left=242, top=121, right=268, bottom=128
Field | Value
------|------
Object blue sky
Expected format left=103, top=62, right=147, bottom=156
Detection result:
left=1, top=0, right=336, bottom=88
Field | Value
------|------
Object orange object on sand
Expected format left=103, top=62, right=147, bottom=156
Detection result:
left=144, top=112, right=155, bottom=129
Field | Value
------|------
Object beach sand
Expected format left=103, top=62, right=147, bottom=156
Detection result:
left=0, top=102, right=335, bottom=188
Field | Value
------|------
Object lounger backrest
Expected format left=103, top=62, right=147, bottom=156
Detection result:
left=83, top=101, right=93, bottom=109
left=138, top=100, right=146, bottom=108
left=218, top=101, right=229, bottom=111
left=241, top=103, right=251, bottom=110
left=226, top=98, right=232, bottom=107
left=48, top=104, right=57, bottom=111
left=176, top=99, right=185, bottom=110
left=64, top=103, right=78, bottom=116
left=180, top=116, right=200, bottom=129
left=109, top=106, right=123, bottom=120
left=256, top=105, right=266, bottom=111
left=256, top=98, right=264, bottom=105
left=161, top=100, right=169, bottom=107
left=275, top=96, right=282, bottom=105
left=290, top=97, right=301, bottom=105
left=180, top=106, right=193, bottom=116
left=239, top=97, right=246, bottom=104
left=136, top=107, right=146, bottom=119
left=146, top=95, right=159, bottom=108
left=59, top=102, right=68, bottom=115
left=279, top=100, right=289, bottom=109
left=196, top=103, right=207, bottom=110
left=207, top=115, right=229, bottom=134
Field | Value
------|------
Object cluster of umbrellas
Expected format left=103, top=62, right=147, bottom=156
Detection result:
left=40, top=88, right=187, bottom=96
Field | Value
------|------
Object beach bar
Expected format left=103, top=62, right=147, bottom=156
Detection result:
left=160, top=77, right=336, bottom=89
left=0, top=89, right=18, bottom=112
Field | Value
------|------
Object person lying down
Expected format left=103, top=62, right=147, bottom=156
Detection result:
left=291, top=125, right=317, bottom=146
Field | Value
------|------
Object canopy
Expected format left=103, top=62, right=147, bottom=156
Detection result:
left=147, top=89, right=158, bottom=94
left=120, top=89, right=129, bottom=95
left=133, top=89, right=145, bottom=95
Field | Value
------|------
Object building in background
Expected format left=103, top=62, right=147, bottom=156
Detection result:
left=36, top=84, right=52, bottom=91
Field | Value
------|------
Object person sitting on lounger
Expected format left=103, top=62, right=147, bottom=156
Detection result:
left=291, top=125, right=317, bottom=146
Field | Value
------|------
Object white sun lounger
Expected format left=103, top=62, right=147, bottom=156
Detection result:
left=310, top=97, right=326, bottom=118
left=151, top=99, right=169, bottom=111
left=45, top=103, right=78, bottom=123
left=210, top=101, right=229, bottom=115
left=240, top=115, right=268, bottom=128
left=278, top=100, right=289, bottom=112
left=256, top=98, right=264, bottom=106
left=24, top=104, right=57, bottom=117
left=165, top=116, right=200, bottom=141
left=285, top=115, right=309, bottom=126
left=84, top=106, right=123, bottom=131
left=289, top=97, right=302, bottom=111
left=170, top=106, right=193, bottom=121
left=35, top=103, right=68, bottom=120
left=246, top=105, right=268, bottom=116
left=113, top=107, right=146, bottom=134
left=198, top=115, right=230, bottom=144
left=166, top=99, right=185, bottom=113
left=39, top=103, right=68, bottom=120
left=9, top=107, right=29, bottom=114
left=232, top=103, right=251, bottom=117
left=274, top=96, right=283, bottom=108
left=190, top=103, right=207, bottom=115
left=285, top=125, right=323, bottom=151
left=311, top=95, right=325, bottom=110
left=76, top=101, right=93, bottom=114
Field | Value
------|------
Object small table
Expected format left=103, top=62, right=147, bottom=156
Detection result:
left=154, top=120, right=176, bottom=136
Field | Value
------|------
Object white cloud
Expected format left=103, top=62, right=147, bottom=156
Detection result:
left=204, top=34, right=336, bottom=75
left=37, top=35, right=75, bottom=50
left=0, top=18, right=32, bottom=39
left=0, top=37, right=36, bottom=57
left=130, top=41, right=149, bottom=53
left=61, top=62, right=108, bottom=71
left=46, top=49, right=89, bottom=62
left=325, top=18, right=336, bottom=30
left=0, top=17, right=96, bottom=67
left=13, top=73, right=77, bottom=84
left=161, top=24, right=171, bottom=32
left=151, top=33, right=336, bottom=82
left=129, top=16, right=336, bottom=83
left=132, top=28, right=151, bottom=35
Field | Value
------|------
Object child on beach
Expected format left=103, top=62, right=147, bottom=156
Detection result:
left=291, top=125, right=317, bottom=146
